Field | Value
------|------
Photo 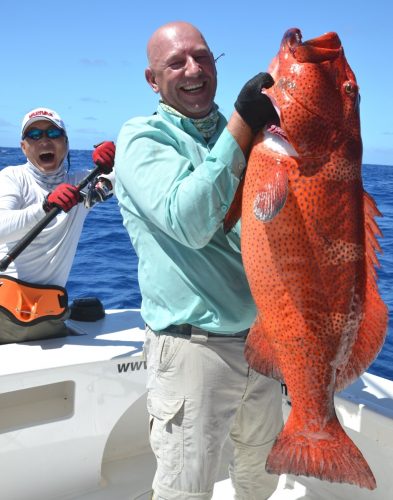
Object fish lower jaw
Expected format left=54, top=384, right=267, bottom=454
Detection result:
left=262, top=130, right=298, bottom=157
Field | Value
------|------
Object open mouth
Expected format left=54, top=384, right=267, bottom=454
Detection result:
left=284, top=28, right=342, bottom=63
left=39, top=153, right=55, bottom=163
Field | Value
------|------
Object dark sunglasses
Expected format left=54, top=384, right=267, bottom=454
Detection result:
left=23, top=126, right=65, bottom=141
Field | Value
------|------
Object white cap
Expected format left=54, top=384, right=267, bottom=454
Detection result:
left=21, top=107, right=67, bottom=138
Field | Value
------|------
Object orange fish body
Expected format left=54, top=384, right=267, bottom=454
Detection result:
left=226, top=29, right=388, bottom=489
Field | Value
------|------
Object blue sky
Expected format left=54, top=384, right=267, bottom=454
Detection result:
left=1, top=0, right=392, bottom=165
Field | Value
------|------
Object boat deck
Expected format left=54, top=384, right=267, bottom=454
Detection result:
left=0, top=309, right=392, bottom=499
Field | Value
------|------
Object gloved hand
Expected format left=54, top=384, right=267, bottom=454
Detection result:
left=43, top=183, right=82, bottom=213
left=92, top=141, right=116, bottom=174
left=235, top=72, right=279, bottom=132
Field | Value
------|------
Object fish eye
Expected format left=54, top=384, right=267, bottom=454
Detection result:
left=344, top=81, right=355, bottom=94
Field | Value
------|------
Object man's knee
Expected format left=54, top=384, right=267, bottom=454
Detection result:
left=229, top=438, right=279, bottom=500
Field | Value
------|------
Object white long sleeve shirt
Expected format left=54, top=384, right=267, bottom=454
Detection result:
left=0, top=162, right=90, bottom=287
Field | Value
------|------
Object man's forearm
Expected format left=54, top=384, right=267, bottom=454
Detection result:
left=226, top=110, right=255, bottom=157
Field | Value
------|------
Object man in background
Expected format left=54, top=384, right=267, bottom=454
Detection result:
left=0, top=107, right=115, bottom=343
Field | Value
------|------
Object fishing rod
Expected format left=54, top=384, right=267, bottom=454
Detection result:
left=0, top=164, right=104, bottom=272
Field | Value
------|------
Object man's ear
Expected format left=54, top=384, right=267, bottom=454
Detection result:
left=145, top=67, right=160, bottom=93
left=20, top=141, right=27, bottom=157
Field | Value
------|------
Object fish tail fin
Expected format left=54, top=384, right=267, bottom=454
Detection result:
left=335, top=191, right=388, bottom=391
left=266, top=415, right=376, bottom=490
left=244, top=316, right=283, bottom=381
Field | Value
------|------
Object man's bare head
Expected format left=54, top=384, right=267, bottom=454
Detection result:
left=147, top=22, right=210, bottom=68
left=145, top=21, right=217, bottom=118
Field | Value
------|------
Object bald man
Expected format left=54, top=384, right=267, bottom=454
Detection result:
left=115, top=21, right=283, bottom=500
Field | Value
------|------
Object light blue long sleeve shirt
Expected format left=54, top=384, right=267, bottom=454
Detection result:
left=115, top=106, right=256, bottom=334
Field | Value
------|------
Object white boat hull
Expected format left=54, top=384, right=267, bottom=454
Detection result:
left=0, top=309, right=392, bottom=499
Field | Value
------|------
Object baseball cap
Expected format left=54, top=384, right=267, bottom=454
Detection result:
left=21, top=107, right=67, bottom=138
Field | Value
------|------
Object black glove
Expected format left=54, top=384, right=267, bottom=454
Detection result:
left=235, top=72, right=279, bottom=132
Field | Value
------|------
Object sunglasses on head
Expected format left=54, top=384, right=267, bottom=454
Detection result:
left=23, top=126, right=65, bottom=141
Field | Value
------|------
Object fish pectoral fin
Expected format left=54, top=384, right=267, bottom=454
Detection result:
left=253, top=165, right=288, bottom=222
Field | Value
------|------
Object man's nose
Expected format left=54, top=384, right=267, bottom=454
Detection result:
left=185, top=57, right=202, bottom=75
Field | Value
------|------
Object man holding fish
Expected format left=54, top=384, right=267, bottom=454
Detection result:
left=115, top=21, right=283, bottom=500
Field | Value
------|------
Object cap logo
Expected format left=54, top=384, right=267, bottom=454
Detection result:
left=28, top=110, right=55, bottom=119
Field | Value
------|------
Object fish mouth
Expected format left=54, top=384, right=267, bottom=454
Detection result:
left=284, top=28, right=342, bottom=63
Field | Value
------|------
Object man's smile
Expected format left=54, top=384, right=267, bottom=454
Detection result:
left=181, top=82, right=205, bottom=93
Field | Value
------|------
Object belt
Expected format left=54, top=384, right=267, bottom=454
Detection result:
left=154, top=323, right=249, bottom=338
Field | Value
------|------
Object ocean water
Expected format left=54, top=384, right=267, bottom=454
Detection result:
left=1, top=147, right=392, bottom=381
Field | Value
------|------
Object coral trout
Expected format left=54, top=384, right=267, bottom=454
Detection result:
left=225, top=28, right=388, bottom=489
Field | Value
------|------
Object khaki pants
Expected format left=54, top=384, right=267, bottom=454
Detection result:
left=0, top=309, right=70, bottom=344
left=145, top=326, right=283, bottom=500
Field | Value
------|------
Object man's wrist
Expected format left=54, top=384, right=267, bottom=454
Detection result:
left=226, top=110, right=254, bottom=157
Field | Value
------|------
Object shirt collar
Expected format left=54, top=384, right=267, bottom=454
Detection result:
left=159, top=101, right=220, bottom=140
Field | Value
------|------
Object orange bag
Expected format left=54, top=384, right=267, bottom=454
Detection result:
left=0, top=275, right=68, bottom=326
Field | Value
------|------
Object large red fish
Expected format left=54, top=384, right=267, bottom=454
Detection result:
left=225, top=28, right=388, bottom=489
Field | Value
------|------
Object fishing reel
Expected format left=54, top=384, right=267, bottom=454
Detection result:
left=84, top=176, right=113, bottom=208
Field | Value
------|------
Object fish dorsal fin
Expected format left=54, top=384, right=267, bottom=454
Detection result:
left=364, top=190, right=383, bottom=287
left=335, top=189, right=388, bottom=391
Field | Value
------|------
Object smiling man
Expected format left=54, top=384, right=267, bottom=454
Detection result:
left=0, top=108, right=115, bottom=344
left=145, top=23, right=217, bottom=118
left=115, top=21, right=282, bottom=500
